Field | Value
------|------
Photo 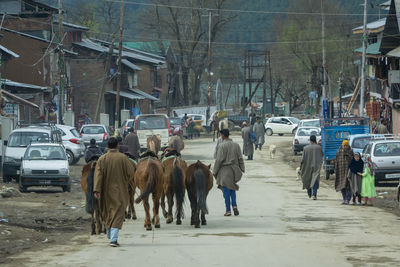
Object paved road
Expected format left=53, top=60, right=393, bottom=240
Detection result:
left=8, top=136, right=400, bottom=267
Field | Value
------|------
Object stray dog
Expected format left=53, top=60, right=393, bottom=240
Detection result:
left=269, top=145, right=276, bottom=159
left=296, top=167, right=301, bottom=181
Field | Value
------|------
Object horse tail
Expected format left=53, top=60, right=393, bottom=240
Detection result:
left=194, top=169, right=208, bottom=215
left=85, top=162, right=96, bottom=214
left=172, top=164, right=185, bottom=218
left=135, top=161, right=158, bottom=204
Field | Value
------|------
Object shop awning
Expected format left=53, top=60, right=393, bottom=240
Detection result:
left=106, top=90, right=144, bottom=100
left=354, top=39, right=382, bottom=56
left=121, top=59, right=142, bottom=71
left=1, top=90, right=39, bottom=109
left=129, top=88, right=159, bottom=101
left=1, top=79, right=48, bottom=91
left=387, top=46, right=400, bottom=57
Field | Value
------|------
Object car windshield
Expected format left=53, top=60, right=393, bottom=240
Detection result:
left=302, top=120, right=320, bottom=127
left=8, top=132, right=50, bottom=147
left=352, top=137, right=372, bottom=149
left=70, top=129, right=80, bottom=138
left=137, top=116, right=167, bottom=130
left=192, top=115, right=203, bottom=121
left=24, top=146, right=67, bottom=160
left=374, top=142, right=400, bottom=157
left=127, top=121, right=134, bottom=127
left=81, top=126, right=105, bottom=134
left=169, top=118, right=181, bottom=125
left=288, top=117, right=300, bottom=124
left=297, top=128, right=321, bottom=136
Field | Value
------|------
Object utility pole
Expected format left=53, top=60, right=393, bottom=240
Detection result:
left=242, top=52, right=247, bottom=108
left=58, top=0, right=65, bottom=124
left=262, top=51, right=267, bottom=119
left=115, top=0, right=124, bottom=129
left=321, top=0, right=327, bottom=100
left=360, top=0, right=367, bottom=117
left=206, top=10, right=212, bottom=124
left=268, top=51, right=274, bottom=116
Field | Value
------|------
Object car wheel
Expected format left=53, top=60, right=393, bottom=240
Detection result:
left=19, top=181, right=27, bottom=193
left=62, top=185, right=71, bottom=192
left=66, top=150, right=74, bottom=165
left=266, top=128, right=273, bottom=136
left=278, top=133, right=284, bottom=136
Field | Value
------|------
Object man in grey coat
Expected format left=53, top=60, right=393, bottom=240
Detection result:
left=253, top=117, right=265, bottom=150
left=241, top=122, right=254, bottom=160
left=123, top=127, right=140, bottom=160
left=214, top=129, right=245, bottom=216
left=300, top=135, right=323, bottom=200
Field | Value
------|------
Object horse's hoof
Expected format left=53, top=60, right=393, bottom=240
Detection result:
left=145, top=226, right=152, bottom=231
left=155, top=224, right=160, bottom=228
left=166, top=218, right=173, bottom=224
left=176, top=220, right=182, bottom=225
left=201, top=221, right=207, bottom=226
left=132, top=215, right=137, bottom=220
left=195, top=224, right=200, bottom=228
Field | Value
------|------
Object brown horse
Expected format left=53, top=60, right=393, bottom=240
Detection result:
left=134, top=151, right=164, bottom=230
left=185, top=161, right=213, bottom=228
left=81, top=159, right=104, bottom=235
left=147, top=135, right=161, bottom=155
left=125, top=156, right=138, bottom=220
left=160, top=150, right=187, bottom=225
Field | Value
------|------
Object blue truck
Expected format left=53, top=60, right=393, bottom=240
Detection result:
left=321, top=117, right=370, bottom=180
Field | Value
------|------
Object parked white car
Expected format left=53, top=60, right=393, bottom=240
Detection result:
left=134, top=114, right=171, bottom=152
left=293, top=127, right=321, bottom=155
left=19, top=143, right=70, bottom=192
left=57, top=124, right=85, bottom=165
left=362, top=140, right=400, bottom=184
left=265, top=116, right=300, bottom=136
left=298, top=119, right=321, bottom=128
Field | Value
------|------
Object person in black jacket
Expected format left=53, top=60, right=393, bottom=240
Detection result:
left=84, top=139, right=103, bottom=163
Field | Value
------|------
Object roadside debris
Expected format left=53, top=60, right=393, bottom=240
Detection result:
left=0, top=186, right=21, bottom=198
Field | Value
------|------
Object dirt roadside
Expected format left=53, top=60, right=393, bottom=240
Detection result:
left=0, top=161, right=90, bottom=264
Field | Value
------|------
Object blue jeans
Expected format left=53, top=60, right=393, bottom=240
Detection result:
left=307, top=179, right=319, bottom=198
left=223, top=186, right=237, bottom=212
left=106, top=228, right=119, bottom=243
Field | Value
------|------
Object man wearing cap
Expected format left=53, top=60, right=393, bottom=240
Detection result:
left=214, top=129, right=245, bottom=216
left=300, top=135, right=323, bottom=200
left=253, top=116, right=265, bottom=150
left=123, top=127, right=140, bottom=160
left=241, top=121, right=254, bottom=160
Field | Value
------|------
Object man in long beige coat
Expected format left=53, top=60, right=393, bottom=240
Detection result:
left=300, top=135, right=323, bottom=200
left=214, top=129, right=245, bottom=216
left=94, top=137, right=135, bottom=247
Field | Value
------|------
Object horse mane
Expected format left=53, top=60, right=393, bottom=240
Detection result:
left=140, top=150, right=158, bottom=159
left=149, top=140, right=156, bottom=153
left=165, top=150, right=180, bottom=158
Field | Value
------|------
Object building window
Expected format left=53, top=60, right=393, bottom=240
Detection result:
left=68, top=31, right=82, bottom=42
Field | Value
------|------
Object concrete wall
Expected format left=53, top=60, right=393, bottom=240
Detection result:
left=393, top=108, right=400, bottom=135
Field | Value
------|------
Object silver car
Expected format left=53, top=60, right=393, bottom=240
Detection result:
left=56, top=124, right=85, bottom=165
left=80, top=124, right=110, bottom=151
left=293, top=127, right=321, bottom=155
left=363, top=140, right=400, bottom=184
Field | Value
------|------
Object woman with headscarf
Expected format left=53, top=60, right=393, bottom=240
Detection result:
left=334, top=140, right=353, bottom=204
left=348, top=152, right=364, bottom=205
left=361, top=156, right=377, bottom=206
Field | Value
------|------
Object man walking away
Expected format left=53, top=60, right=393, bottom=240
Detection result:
left=253, top=117, right=265, bottom=150
left=241, top=122, right=254, bottom=160
left=94, top=137, right=135, bottom=247
left=214, top=129, right=245, bottom=216
left=300, top=135, right=323, bottom=200
left=117, top=136, right=128, bottom=153
left=123, top=127, right=140, bottom=160
left=84, top=139, right=103, bottom=163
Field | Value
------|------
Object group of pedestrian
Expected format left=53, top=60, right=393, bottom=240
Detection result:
left=300, top=137, right=377, bottom=204
left=335, top=140, right=376, bottom=205
left=240, top=115, right=265, bottom=161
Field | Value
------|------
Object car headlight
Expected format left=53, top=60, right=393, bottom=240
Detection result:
left=60, top=168, right=69, bottom=175
left=4, top=156, right=18, bottom=163
left=22, top=168, right=31, bottom=175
